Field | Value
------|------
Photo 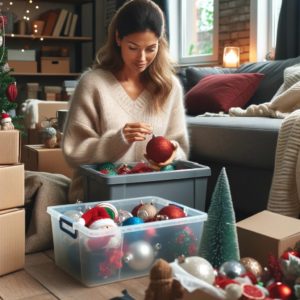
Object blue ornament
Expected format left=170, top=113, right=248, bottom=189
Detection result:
left=122, top=216, right=144, bottom=226
left=161, top=164, right=176, bottom=171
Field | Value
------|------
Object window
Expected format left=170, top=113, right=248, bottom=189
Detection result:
left=168, top=0, right=219, bottom=65
left=250, top=0, right=282, bottom=61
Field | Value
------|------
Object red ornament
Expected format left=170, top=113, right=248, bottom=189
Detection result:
left=157, top=204, right=186, bottom=219
left=128, top=162, right=153, bottom=174
left=281, top=250, right=300, bottom=260
left=268, top=282, right=292, bottom=300
left=146, top=135, right=175, bottom=163
left=6, top=83, right=18, bottom=102
left=131, top=203, right=143, bottom=216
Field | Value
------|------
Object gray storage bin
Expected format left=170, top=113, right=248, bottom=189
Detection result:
left=80, top=160, right=211, bottom=211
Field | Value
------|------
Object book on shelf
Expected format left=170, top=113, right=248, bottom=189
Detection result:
left=63, top=11, right=73, bottom=36
left=68, top=14, right=78, bottom=37
left=52, top=9, right=68, bottom=37
left=40, top=9, right=60, bottom=36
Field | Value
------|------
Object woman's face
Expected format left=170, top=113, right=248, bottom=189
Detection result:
left=117, top=30, right=159, bottom=74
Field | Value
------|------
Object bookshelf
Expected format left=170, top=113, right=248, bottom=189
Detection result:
left=5, top=0, right=95, bottom=101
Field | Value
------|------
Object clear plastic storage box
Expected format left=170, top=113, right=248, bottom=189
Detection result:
left=47, top=196, right=207, bottom=287
left=80, top=160, right=211, bottom=211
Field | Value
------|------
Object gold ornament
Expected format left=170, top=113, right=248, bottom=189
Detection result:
left=240, top=257, right=263, bottom=278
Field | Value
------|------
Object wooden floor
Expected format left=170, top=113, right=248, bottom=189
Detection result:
left=0, top=250, right=149, bottom=300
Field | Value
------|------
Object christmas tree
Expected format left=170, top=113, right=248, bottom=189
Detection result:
left=199, top=167, right=240, bottom=268
left=0, top=14, right=20, bottom=130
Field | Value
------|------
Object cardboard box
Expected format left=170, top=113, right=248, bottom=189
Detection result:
left=0, top=130, right=20, bottom=164
left=8, top=49, right=36, bottom=61
left=0, top=164, right=24, bottom=210
left=37, top=101, right=68, bottom=125
left=41, top=57, right=70, bottom=73
left=237, top=210, right=300, bottom=266
left=9, top=60, right=37, bottom=73
left=24, top=145, right=73, bottom=178
left=0, top=208, right=25, bottom=276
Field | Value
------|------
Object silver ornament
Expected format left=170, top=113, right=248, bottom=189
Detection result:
left=64, top=209, right=83, bottom=222
left=178, top=256, right=215, bottom=285
left=123, top=240, right=155, bottom=271
left=117, top=209, right=133, bottom=224
left=219, top=260, right=246, bottom=279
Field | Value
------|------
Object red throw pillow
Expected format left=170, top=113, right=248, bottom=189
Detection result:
left=185, top=73, right=264, bottom=115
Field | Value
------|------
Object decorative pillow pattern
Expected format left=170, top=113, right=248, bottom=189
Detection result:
left=185, top=73, right=264, bottom=116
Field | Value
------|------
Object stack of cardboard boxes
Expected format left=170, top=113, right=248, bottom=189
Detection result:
left=22, top=101, right=73, bottom=178
left=0, top=130, right=25, bottom=276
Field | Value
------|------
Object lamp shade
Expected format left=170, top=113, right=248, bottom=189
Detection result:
left=223, top=47, right=240, bottom=68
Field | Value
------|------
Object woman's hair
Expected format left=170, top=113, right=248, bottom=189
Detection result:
left=93, top=0, right=174, bottom=111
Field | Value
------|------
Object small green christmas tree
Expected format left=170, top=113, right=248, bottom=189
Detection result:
left=199, top=167, right=240, bottom=268
left=0, top=14, right=21, bottom=130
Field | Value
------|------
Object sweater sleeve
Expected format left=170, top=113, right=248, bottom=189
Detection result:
left=62, top=71, right=131, bottom=168
left=164, top=76, right=190, bottom=160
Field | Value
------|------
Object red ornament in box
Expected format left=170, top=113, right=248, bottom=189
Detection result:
left=157, top=204, right=186, bottom=220
left=6, top=82, right=18, bottom=102
left=146, top=135, right=175, bottom=163
left=281, top=250, right=300, bottom=260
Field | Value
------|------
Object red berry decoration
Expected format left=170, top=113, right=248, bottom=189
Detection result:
left=267, top=282, right=292, bottom=300
left=6, top=82, right=18, bottom=102
left=241, top=283, right=265, bottom=300
left=146, top=135, right=175, bottom=163
left=157, top=204, right=186, bottom=219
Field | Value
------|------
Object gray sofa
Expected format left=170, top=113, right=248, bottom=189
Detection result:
left=180, top=56, right=300, bottom=220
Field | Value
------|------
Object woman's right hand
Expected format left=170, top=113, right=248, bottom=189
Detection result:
left=122, top=122, right=153, bottom=143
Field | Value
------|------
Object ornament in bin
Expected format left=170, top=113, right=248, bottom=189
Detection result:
left=146, top=135, right=175, bottom=163
left=123, top=240, right=159, bottom=271
left=156, top=204, right=186, bottom=220
left=131, top=202, right=144, bottom=216
left=239, top=257, right=263, bottom=279
left=136, top=203, right=157, bottom=222
left=78, top=206, right=121, bottom=250
left=267, top=281, right=292, bottom=300
left=96, top=202, right=119, bottom=222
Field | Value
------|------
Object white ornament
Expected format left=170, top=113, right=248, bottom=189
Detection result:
left=178, top=256, right=215, bottom=285
left=0, top=36, right=3, bottom=46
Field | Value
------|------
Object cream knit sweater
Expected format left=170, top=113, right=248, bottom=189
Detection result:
left=62, top=69, right=189, bottom=202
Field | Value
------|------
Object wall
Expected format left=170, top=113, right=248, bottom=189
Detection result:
left=219, top=0, right=251, bottom=65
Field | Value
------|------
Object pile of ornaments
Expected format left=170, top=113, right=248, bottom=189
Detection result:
left=68, top=200, right=187, bottom=228
left=64, top=200, right=188, bottom=279
left=98, top=161, right=175, bottom=176
left=172, top=248, right=300, bottom=300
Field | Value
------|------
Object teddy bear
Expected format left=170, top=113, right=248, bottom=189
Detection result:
left=144, top=258, right=184, bottom=300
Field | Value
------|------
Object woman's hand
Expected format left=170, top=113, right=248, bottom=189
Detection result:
left=122, top=122, right=152, bottom=143
left=144, top=142, right=178, bottom=170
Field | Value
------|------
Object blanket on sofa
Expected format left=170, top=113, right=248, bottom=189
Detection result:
left=25, top=171, right=70, bottom=253
left=267, top=109, right=300, bottom=218
left=229, top=64, right=300, bottom=118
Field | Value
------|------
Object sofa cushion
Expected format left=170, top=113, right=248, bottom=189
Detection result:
left=185, top=73, right=264, bottom=116
left=185, top=66, right=233, bottom=92
left=236, top=56, right=300, bottom=105
left=187, top=116, right=282, bottom=169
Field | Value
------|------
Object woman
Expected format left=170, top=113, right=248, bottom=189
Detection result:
left=62, top=0, right=189, bottom=202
